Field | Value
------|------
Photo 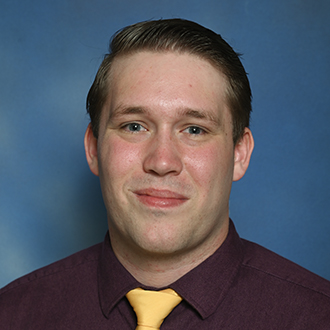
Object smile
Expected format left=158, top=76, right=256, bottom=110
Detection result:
left=133, top=188, right=189, bottom=208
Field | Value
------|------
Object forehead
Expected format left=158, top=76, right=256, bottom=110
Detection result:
left=104, top=51, right=230, bottom=123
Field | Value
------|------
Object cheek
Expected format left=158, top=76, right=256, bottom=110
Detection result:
left=184, top=145, right=234, bottom=192
left=100, top=137, right=141, bottom=179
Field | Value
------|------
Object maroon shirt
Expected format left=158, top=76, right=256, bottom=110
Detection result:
left=1, top=221, right=330, bottom=329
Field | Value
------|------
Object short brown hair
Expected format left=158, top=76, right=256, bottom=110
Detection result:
left=86, top=18, right=252, bottom=144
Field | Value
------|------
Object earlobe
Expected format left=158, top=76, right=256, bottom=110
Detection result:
left=233, top=128, right=254, bottom=182
left=84, top=124, right=99, bottom=176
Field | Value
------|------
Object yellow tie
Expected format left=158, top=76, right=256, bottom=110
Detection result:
left=126, top=287, right=182, bottom=329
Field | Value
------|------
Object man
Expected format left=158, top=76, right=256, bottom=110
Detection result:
left=1, top=19, right=329, bottom=329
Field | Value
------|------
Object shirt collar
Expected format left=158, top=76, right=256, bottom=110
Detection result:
left=98, top=233, right=140, bottom=318
left=98, top=220, right=244, bottom=320
left=170, top=220, right=244, bottom=319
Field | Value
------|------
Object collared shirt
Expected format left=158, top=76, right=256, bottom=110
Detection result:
left=1, top=220, right=330, bottom=329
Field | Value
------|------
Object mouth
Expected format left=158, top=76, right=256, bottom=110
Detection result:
left=133, top=188, right=189, bottom=208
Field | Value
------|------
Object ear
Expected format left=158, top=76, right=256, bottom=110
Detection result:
left=233, top=128, right=254, bottom=182
left=84, top=123, right=99, bottom=176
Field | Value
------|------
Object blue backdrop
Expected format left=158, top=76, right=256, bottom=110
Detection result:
left=1, top=0, right=330, bottom=287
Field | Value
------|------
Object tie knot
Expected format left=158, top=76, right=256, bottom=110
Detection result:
left=126, top=288, right=182, bottom=329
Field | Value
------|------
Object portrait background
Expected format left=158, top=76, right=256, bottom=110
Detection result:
left=1, top=0, right=329, bottom=286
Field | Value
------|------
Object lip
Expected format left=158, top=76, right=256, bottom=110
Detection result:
left=133, top=188, right=189, bottom=208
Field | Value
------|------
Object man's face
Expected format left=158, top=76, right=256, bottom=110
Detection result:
left=85, top=51, right=253, bottom=258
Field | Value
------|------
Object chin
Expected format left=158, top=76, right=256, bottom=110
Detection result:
left=137, top=231, right=184, bottom=256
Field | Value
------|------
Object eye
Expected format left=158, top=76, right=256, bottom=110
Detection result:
left=123, top=123, right=147, bottom=132
left=184, top=126, right=206, bottom=135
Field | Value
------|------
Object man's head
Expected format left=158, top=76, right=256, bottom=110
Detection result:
left=84, top=19, right=254, bottom=283
left=86, top=18, right=252, bottom=145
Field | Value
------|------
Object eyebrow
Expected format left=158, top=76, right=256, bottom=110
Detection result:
left=108, top=105, right=221, bottom=126
left=108, top=105, right=148, bottom=122
left=178, top=108, right=221, bottom=126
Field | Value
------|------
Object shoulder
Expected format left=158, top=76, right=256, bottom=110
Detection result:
left=0, top=243, right=102, bottom=295
left=238, top=238, right=330, bottom=324
left=0, top=243, right=105, bottom=329
left=221, top=239, right=330, bottom=328
left=0, top=242, right=102, bottom=321
left=241, top=238, right=330, bottom=297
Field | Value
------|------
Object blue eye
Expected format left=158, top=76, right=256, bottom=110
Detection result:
left=185, top=126, right=205, bottom=135
left=125, top=123, right=146, bottom=132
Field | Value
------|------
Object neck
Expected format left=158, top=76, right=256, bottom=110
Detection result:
left=109, top=223, right=229, bottom=288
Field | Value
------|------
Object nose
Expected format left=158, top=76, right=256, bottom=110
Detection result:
left=143, top=133, right=183, bottom=176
